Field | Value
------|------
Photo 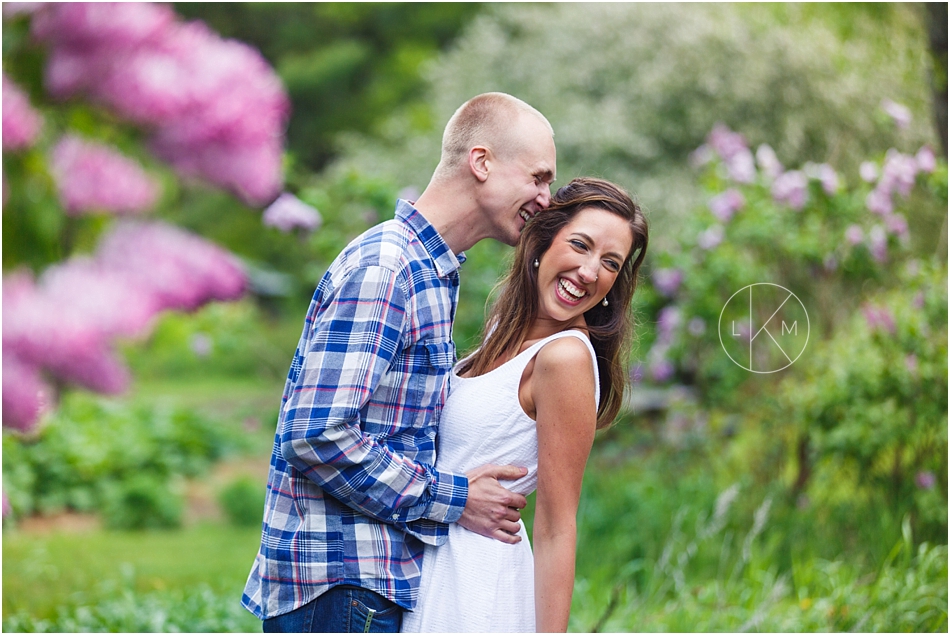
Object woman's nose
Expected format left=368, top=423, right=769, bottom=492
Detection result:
left=578, top=260, right=598, bottom=283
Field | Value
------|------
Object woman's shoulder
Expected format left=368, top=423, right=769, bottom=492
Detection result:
left=534, top=331, right=596, bottom=375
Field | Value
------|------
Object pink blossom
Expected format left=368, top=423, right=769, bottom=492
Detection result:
left=881, top=99, right=911, bottom=129
left=2, top=490, right=10, bottom=518
left=708, top=188, right=745, bottom=222
left=879, top=149, right=918, bottom=198
left=885, top=213, right=909, bottom=240
left=707, top=123, right=748, bottom=161
left=771, top=170, right=808, bottom=210
left=689, top=144, right=714, bottom=169
left=915, top=470, right=936, bottom=490
left=49, top=135, right=160, bottom=215
left=649, top=358, right=674, bottom=383
left=657, top=306, right=682, bottom=345
left=32, top=3, right=290, bottom=206
left=915, top=146, right=936, bottom=173
left=868, top=225, right=888, bottom=263
left=862, top=303, right=895, bottom=334
left=687, top=317, right=706, bottom=336
left=865, top=187, right=893, bottom=216
left=263, top=193, right=322, bottom=233
left=2, top=352, right=49, bottom=432
left=697, top=225, right=724, bottom=250
left=652, top=268, right=684, bottom=298
left=905, top=353, right=918, bottom=376
left=859, top=161, right=879, bottom=183
left=755, top=144, right=784, bottom=181
left=816, top=163, right=839, bottom=195
left=726, top=149, right=756, bottom=184
left=95, top=220, right=247, bottom=312
left=845, top=225, right=864, bottom=246
left=2, top=73, right=43, bottom=151
left=3, top=3, right=42, bottom=18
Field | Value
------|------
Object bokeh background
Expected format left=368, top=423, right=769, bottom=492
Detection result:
left=2, top=3, right=947, bottom=632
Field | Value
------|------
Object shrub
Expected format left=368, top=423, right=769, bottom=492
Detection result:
left=218, top=476, right=266, bottom=528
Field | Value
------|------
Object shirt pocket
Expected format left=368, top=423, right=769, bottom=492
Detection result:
left=402, top=338, right=455, bottom=432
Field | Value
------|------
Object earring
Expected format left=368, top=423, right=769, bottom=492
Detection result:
left=533, top=259, right=539, bottom=268
left=602, top=297, right=609, bottom=307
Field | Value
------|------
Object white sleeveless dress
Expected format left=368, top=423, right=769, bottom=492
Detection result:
left=401, top=330, right=600, bottom=633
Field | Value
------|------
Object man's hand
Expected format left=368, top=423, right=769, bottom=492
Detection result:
left=458, top=464, right=529, bottom=544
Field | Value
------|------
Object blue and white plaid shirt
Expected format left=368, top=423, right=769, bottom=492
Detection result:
left=242, top=200, right=469, bottom=619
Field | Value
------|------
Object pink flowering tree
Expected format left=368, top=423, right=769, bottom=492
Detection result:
left=636, top=109, right=947, bottom=536
left=1, top=2, right=306, bottom=451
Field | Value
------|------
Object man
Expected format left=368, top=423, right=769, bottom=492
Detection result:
left=242, top=92, right=557, bottom=632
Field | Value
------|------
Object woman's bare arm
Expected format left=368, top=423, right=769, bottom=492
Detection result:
left=529, top=337, right=598, bottom=632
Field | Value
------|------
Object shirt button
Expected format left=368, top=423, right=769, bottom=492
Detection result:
left=392, top=514, right=398, bottom=520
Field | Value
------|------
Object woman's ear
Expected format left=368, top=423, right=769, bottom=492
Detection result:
left=469, top=146, right=490, bottom=182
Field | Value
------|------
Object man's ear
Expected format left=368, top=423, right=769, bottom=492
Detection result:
left=469, top=146, right=490, bottom=183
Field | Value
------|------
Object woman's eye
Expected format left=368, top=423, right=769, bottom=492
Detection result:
left=604, top=260, right=620, bottom=272
left=570, top=240, right=587, bottom=250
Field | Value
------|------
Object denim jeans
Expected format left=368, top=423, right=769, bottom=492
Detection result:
left=262, top=585, right=403, bottom=633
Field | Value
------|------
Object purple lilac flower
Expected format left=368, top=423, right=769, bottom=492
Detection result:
left=879, top=149, right=918, bottom=198
left=3, top=3, right=42, bottom=18
left=32, top=3, right=290, bottom=207
left=708, top=188, right=745, bottom=223
left=755, top=144, right=783, bottom=181
left=915, top=471, right=936, bottom=490
left=2, top=351, right=49, bottom=433
left=817, top=163, right=839, bottom=195
left=915, top=146, right=936, bottom=173
left=707, top=123, right=748, bottom=161
left=726, top=149, right=756, bottom=184
left=649, top=357, right=675, bottom=383
left=881, top=99, right=911, bottom=129
left=1, top=490, right=10, bottom=518
left=95, top=220, right=247, bottom=313
left=657, top=306, right=682, bottom=344
left=652, top=268, right=684, bottom=298
left=50, top=135, right=160, bottom=215
left=885, top=213, right=909, bottom=240
left=845, top=225, right=865, bottom=246
left=859, top=161, right=879, bottom=183
left=868, top=225, right=888, bottom=263
left=697, top=225, right=724, bottom=250
left=687, top=317, right=706, bottom=337
left=2, top=73, right=43, bottom=151
left=905, top=353, right=918, bottom=376
left=771, top=170, right=808, bottom=210
left=861, top=303, right=895, bottom=334
left=262, top=192, right=322, bottom=233
left=688, top=144, right=714, bottom=169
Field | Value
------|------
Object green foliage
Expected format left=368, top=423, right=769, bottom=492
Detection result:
left=218, top=476, right=266, bottom=528
left=335, top=3, right=936, bottom=254
left=3, top=583, right=258, bottom=633
left=2, top=392, right=245, bottom=527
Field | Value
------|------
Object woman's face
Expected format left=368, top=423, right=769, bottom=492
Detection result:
left=535, top=206, right=633, bottom=325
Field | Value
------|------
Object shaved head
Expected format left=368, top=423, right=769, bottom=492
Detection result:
left=433, top=92, right=554, bottom=180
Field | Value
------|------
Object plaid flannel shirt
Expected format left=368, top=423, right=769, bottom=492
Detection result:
left=242, top=200, right=469, bottom=619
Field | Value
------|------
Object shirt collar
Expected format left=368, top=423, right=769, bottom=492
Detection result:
left=395, top=199, right=466, bottom=276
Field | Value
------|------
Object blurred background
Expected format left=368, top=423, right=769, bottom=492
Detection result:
left=2, top=3, right=946, bottom=632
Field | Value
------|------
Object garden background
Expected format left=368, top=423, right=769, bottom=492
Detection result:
left=2, top=3, right=947, bottom=632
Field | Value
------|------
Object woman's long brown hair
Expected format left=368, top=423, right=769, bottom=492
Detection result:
left=457, top=177, right=649, bottom=428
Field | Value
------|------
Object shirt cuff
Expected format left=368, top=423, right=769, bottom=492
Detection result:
left=423, top=468, right=468, bottom=524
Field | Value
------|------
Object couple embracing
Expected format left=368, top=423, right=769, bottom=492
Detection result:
left=242, top=93, right=649, bottom=633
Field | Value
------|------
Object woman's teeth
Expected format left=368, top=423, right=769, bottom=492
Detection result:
left=558, top=278, right=586, bottom=300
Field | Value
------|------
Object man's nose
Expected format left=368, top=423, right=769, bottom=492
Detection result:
left=537, top=185, right=551, bottom=209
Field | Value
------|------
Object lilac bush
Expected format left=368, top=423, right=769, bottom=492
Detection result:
left=30, top=2, right=290, bottom=206
left=262, top=192, right=323, bottom=234
left=1, top=73, right=43, bottom=151
left=50, top=135, right=160, bottom=215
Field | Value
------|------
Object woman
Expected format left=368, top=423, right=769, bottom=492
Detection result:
left=402, top=177, right=649, bottom=632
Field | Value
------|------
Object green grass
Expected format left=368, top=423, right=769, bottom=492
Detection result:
left=2, top=523, right=262, bottom=626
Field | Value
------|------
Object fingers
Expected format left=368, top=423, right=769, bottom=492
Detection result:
left=482, top=464, right=529, bottom=481
left=492, top=528, right=523, bottom=545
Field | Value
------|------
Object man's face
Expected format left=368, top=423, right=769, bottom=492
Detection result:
left=483, top=115, right=557, bottom=246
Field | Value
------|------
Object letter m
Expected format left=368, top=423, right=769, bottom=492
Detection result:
left=782, top=321, right=798, bottom=335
